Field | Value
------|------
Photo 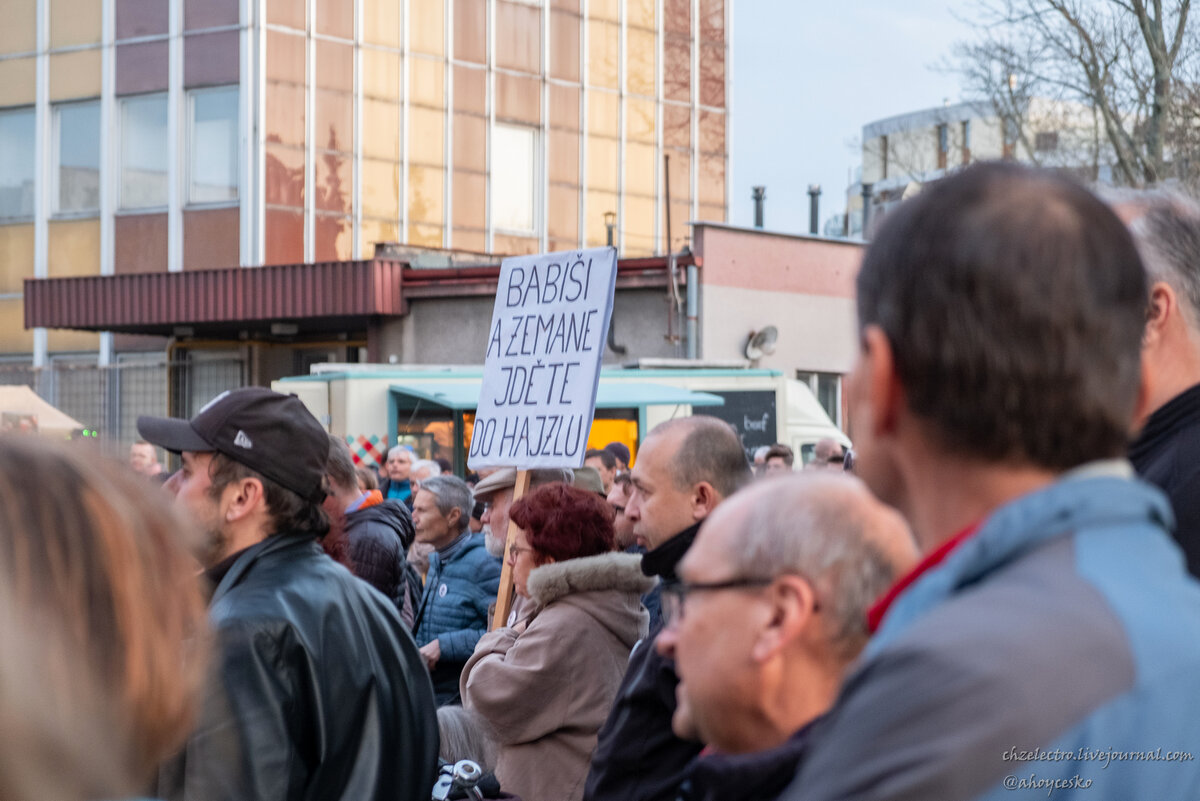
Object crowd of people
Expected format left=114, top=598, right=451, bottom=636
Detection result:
left=5, top=161, right=1200, bottom=801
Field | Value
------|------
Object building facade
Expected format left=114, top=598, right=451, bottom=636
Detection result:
left=0, top=0, right=729, bottom=380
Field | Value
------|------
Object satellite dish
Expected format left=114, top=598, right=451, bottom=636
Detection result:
left=744, top=326, right=779, bottom=360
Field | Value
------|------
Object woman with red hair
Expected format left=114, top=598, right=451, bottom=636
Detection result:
left=461, top=482, right=654, bottom=801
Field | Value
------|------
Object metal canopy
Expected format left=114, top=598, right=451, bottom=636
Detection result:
left=388, top=380, right=725, bottom=411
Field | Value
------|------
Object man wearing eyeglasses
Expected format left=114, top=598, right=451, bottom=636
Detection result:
left=584, top=416, right=753, bottom=801
left=778, top=164, right=1200, bottom=800
left=656, top=473, right=916, bottom=801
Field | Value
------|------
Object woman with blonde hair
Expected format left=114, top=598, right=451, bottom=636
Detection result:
left=0, top=438, right=209, bottom=800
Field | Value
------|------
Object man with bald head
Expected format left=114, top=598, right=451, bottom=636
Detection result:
left=585, top=416, right=753, bottom=801
left=657, top=474, right=917, bottom=801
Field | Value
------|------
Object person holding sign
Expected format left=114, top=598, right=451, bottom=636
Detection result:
left=461, top=482, right=654, bottom=801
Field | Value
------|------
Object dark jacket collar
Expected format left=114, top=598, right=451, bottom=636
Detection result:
left=1130, top=382, right=1200, bottom=467
left=680, top=722, right=815, bottom=801
left=210, top=531, right=315, bottom=604
left=642, top=522, right=703, bottom=582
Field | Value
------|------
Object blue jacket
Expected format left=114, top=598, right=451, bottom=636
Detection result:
left=415, top=531, right=501, bottom=704
left=782, top=462, right=1200, bottom=801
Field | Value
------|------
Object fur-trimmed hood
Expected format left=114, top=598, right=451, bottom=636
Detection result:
left=526, top=551, right=656, bottom=608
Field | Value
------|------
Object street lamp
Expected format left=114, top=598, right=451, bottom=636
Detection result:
left=604, top=211, right=616, bottom=247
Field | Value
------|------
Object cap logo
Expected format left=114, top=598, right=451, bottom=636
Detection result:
left=233, top=430, right=253, bottom=449
left=199, top=390, right=231, bottom=414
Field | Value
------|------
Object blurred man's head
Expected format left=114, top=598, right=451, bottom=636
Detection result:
left=764, top=443, right=794, bottom=475
left=385, top=446, right=413, bottom=482
left=604, top=441, right=631, bottom=472
left=848, top=163, right=1147, bottom=517
left=607, top=472, right=636, bottom=550
left=129, top=441, right=163, bottom=477
left=626, top=417, right=753, bottom=550
left=410, top=459, right=441, bottom=493
left=657, top=473, right=916, bottom=753
left=807, top=438, right=843, bottom=470
left=473, top=468, right=574, bottom=557
left=584, top=448, right=618, bottom=493
left=1112, top=190, right=1200, bottom=429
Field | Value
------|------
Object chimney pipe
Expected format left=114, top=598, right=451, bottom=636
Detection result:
left=752, top=186, right=766, bottom=228
left=861, top=183, right=874, bottom=239
left=807, top=184, right=821, bottom=235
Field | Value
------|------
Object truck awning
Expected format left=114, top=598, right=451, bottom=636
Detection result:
left=389, top=380, right=725, bottom=411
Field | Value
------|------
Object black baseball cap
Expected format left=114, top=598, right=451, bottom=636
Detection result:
left=137, top=387, right=328, bottom=503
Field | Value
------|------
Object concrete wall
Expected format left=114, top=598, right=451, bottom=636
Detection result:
left=693, top=224, right=862, bottom=375
left=372, top=287, right=682, bottom=366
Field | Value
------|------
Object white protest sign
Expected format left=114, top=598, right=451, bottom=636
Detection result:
left=469, top=247, right=619, bottom=469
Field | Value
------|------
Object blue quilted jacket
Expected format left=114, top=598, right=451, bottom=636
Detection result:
left=414, top=531, right=501, bottom=705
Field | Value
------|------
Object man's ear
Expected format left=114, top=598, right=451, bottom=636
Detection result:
left=224, top=477, right=265, bottom=524
left=1143, top=281, right=1175, bottom=351
left=862, top=325, right=903, bottom=438
left=691, top=481, right=719, bottom=521
left=751, top=576, right=818, bottom=663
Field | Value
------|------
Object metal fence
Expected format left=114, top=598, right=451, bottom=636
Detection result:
left=0, top=354, right=246, bottom=455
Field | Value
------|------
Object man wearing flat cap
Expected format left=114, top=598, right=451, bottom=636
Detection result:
left=140, top=387, right=437, bottom=801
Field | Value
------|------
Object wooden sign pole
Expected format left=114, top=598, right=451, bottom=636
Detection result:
left=491, top=468, right=531, bottom=630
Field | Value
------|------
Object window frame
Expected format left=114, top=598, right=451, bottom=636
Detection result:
left=185, top=85, right=240, bottom=209
left=51, top=98, right=102, bottom=219
left=118, top=91, right=170, bottom=212
left=0, top=105, right=37, bottom=224
left=490, top=122, right=541, bottom=237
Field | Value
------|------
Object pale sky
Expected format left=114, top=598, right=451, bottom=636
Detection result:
left=729, top=1, right=973, bottom=234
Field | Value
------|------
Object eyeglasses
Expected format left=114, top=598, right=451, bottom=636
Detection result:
left=660, top=577, right=775, bottom=628
left=506, top=543, right=537, bottom=563
left=611, top=504, right=625, bottom=515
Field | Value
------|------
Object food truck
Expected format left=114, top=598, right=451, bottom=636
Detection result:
left=274, top=363, right=850, bottom=474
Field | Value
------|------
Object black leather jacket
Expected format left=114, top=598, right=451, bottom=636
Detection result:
left=161, top=532, right=438, bottom=801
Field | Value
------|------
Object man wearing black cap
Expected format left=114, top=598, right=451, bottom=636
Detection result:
left=140, top=387, right=438, bottom=801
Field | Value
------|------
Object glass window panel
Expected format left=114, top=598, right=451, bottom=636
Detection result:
left=549, top=9, right=580, bottom=82
left=699, top=109, right=725, bottom=154
left=455, top=0, right=487, bottom=64
left=548, top=184, right=578, bottom=240
left=493, top=233, right=539, bottom=255
left=700, top=42, right=725, bottom=107
left=264, top=143, right=305, bottom=207
left=189, top=87, right=238, bottom=204
left=666, top=151, right=690, bottom=201
left=663, top=103, right=690, bottom=148
left=410, top=56, right=445, bottom=109
left=548, top=129, right=579, bottom=185
left=587, top=91, right=618, bottom=137
left=453, top=113, right=486, bottom=172
left=265, top=80, right=306, bottom=146
left=627, top=28, right=655, bottom=96
left=0, top=0, right=36, bottom=55
left=496, top=72, right=540, bottom=125
left=624, top=142, right=655, bottom=196
left=186, top=0, right=239, bottom=31
left=698, top=203, right=724, bottom=224
left=361, top=218, right=400, bottom=256
left=411, top=0, right=444, bottom=57
left=497, top=1, right=541, bottom=74
left=267, top=30, right=306, bottom=84
left=663, top=38, right=690, bottom=102
left=409, top=221, right=443, bottom=247
left=699, top=153, right=724, bottom=206
left=627, top=98, right=655, bottom=143
left=120, top=93, right=168, bottom=209
left=55, top=101, right=100, bottom=214
left=454, top=65, right=486, bottom=114
left=316, top=150, right=353, bottom=213
left=314, top=213, right=353, bottom=260
left=550, top=84, right=580, bottom=130
left=491, top=124, right=537, bottom=233
left=315, top=0, right=352, bottom=39
left=0, top=108, right=35, bottom=220
left=623, top=195, right=656, bottom=250
left=363, top=0, right=401, bottom=48
left=629, top=0, right=654, bottom=29
left=589, top=0, right=618, bottom=22
left=316, top=39, right=354, bottom=92
left=363, top=49, right=401, bottom=100
left=408, top=107, right=444, bottom=166
left=362, top=159, right=400, bottom=219
left=587, top=19, right=618, bottom=89
left=408, top=165, right=445, bottom=224
left=266, top=0, right=305, bottom=29
left=700, top=0, right=724, bottom=42
left=314, top=88, right=353, bottom=153
left=452, top=170, right=486, bottom=229
left=586, top=134, right=618, bottom=192
left=664, top=0, right=690, bottom=35
left=453, top=227, right=487, bottom=252
left=363, top=97, right=400, bottom=160
left=265, top=208, right=304, bottom=264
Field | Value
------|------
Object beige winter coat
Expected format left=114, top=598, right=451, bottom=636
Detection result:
left=461, top=551, right=655, bottom=801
